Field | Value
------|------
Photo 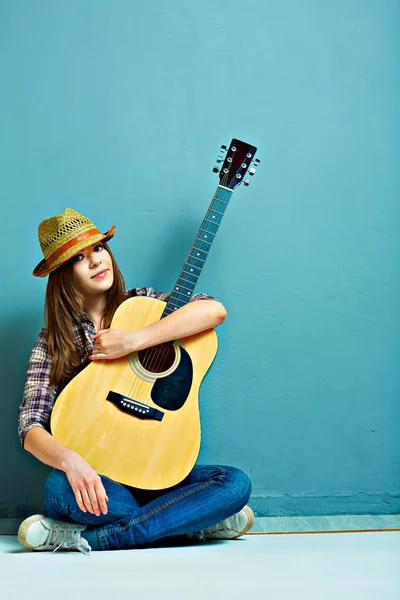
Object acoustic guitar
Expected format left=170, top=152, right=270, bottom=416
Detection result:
left=50, top=138, right=259, bottom=489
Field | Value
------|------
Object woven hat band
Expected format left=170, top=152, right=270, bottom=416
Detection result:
left=46, top=227, right=101, bottom=266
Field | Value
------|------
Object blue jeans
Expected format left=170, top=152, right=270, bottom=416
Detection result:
left=44, top=465, right=252, bottom=550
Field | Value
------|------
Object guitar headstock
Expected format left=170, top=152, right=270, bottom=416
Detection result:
left=213, top=138, right=259, bottom=190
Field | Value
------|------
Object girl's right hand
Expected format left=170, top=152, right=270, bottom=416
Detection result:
left=64, top=452, right=109, bottom=516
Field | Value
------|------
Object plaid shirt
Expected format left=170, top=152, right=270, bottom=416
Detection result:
left=18, top=287, right=215, bottom=447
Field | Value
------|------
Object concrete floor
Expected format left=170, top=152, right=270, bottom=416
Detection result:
left=0, top=531, right=399, bottom=600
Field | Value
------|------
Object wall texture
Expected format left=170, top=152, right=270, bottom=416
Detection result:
left=0, top=0, right=399, bottom=519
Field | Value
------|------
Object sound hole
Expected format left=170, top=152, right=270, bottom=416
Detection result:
left=138, top=343, right=176, bottom=374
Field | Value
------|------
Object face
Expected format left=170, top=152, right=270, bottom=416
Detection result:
left=71, top=242, right=114, bottom=298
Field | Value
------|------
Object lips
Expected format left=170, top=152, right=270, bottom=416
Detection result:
left=91, top=269, right=108, bottom=279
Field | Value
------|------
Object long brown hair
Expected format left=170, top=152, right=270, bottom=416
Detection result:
left=45, top=242, right=126, bottom=387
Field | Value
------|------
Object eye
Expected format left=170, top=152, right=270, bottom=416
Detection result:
left=72, top=253, right=83, bottom=263
left=94, top=244, right=104, bottom=252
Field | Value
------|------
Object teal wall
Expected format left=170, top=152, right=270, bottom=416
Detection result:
left=0, top=0, right=399, bottom=518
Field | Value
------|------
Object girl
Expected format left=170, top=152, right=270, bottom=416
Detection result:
left=17, top=208, right=253, bottom=554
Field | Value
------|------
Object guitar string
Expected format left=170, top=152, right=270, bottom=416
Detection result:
left=146, top=144, right=255, bottom=384
left=127, top=165, right=235, bottom=403
left=127, top=162, right=237, bottom=403
left=134, top=179, right=232, bottom=386
left=125, top=187, right=226, bottom=403
left=129, top=165, right=235, bottom=400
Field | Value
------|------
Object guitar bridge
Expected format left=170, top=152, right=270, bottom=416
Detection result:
left=106, top=391, right=164, bottom=421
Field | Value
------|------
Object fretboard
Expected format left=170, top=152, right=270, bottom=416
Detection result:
left=162, top=185, right=233, bottom=317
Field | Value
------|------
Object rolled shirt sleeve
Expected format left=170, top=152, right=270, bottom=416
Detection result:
left=18, top=328, right=57, bottom=447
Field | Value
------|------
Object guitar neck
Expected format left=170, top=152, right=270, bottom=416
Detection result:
left=162, top=185, right=233, bottom=317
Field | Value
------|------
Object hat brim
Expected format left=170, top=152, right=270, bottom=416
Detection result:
left=33, top=226, right=116, bottom=277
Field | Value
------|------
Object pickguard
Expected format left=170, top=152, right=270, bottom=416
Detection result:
left=151, top=346, right=193, bottom=410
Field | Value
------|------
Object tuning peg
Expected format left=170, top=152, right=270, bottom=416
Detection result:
left=213, top=166, right=219, bottom=173
left=243, top=179, right=250, bottom=186
left=221, top=145, right=227, bottom=151
left=249, top=158, right=260, bottom=175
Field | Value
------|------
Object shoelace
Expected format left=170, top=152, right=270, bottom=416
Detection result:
left=204, top=521, right=231, bottom=535
left=53, top=539, right=91, bottom=555
left=44, top=524, right=91, bottom=555
left=191, top=521, right=231, bottom=541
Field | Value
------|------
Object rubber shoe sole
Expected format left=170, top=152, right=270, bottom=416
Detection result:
left=234, top=505, right=255, bottom=538
left=18, top=514, right=48, bottom=550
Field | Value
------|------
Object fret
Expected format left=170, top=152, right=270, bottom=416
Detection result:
left=199, top=226, right=217, bottom=236
left=193, top=237, right=212, bottom=246
left=178, top=275, right=196, bottom=286
left=189, top=256, right=207, bottom=266
left=212, top=194, right=229, bottom=205
left=198, top=228, right=215, bottom=238
left=210, top=199, right=228, bottom=209
left=201, top=217, right=221, bottom=225
left=212, top=193, right=229, bottom=202
left=195, top=236, right=212, bottom=246
left=210, top=204, right=227, bottom=214
left=190, top=248, right=208, bottom=260
left=188, top=253, right=206, bottom=263
left=181, top=270, right=199, bottom=282
left=184, top=263, right=202, bottom=274
left=174, top=282, right=194, bottom=293
left=184, top=262, right=201, bottom=273
left=173, top=289, right=194, bottom=300
left=181, top=269, right=198, bottom=279
left=167, top=298, right=184, bottom=309
left=195, top=233, right=214, bottom=242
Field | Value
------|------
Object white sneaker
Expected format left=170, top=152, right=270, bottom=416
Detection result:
left=18, top=514, right=91, bottom=555
left=190, top=505, right=255, bottom=540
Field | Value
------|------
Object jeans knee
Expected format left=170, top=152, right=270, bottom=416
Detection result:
left=223, top=466, right=252, bottom=506
left=237, top=469, right=252, bottom=504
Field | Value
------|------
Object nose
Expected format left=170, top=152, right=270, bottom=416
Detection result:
left=89, top=251, right=101, bottom=268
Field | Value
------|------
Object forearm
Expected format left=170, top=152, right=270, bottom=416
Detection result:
left=90, top=300, right=227, bottom=360
left=135, top=299, right=227, bottom=350
left=24, top=427, right=109, bottom=516
left=24, top=427, right=77, bottom=472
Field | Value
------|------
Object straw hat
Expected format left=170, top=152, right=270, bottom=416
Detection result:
left=33, top=208, right=116, bottom=277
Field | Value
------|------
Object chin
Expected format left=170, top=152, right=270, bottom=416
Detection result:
left=89, top=275, right=114, bottom=293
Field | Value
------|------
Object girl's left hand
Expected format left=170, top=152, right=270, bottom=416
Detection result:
left=89, top=328, right=140, bottom=360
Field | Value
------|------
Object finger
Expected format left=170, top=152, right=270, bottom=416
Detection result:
left=81, top=488, right=95, bottom=514
left=91, top=346, right=105, bottom=354
left=88, top=487, right=101, bottom=516
left=92, top=329, right=110, bottom=340
left=89, top=353, right=109, bottom=360
left=95, top=482, right=109, bottom=515
left=90, top=345, right=107, bottom=356
left=74, top=489, right=87, bottom=513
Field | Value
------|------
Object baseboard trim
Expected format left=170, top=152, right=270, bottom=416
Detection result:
left=251, top=514, right=400, bottom=533
left=250, top=492, right=400, bottom=516
left=2, top=515, right=400, bottom=535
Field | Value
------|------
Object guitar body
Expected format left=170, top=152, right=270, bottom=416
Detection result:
left=51, top=296, right=218, bottom=490
left=50, top=138, right=259, bottom=491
